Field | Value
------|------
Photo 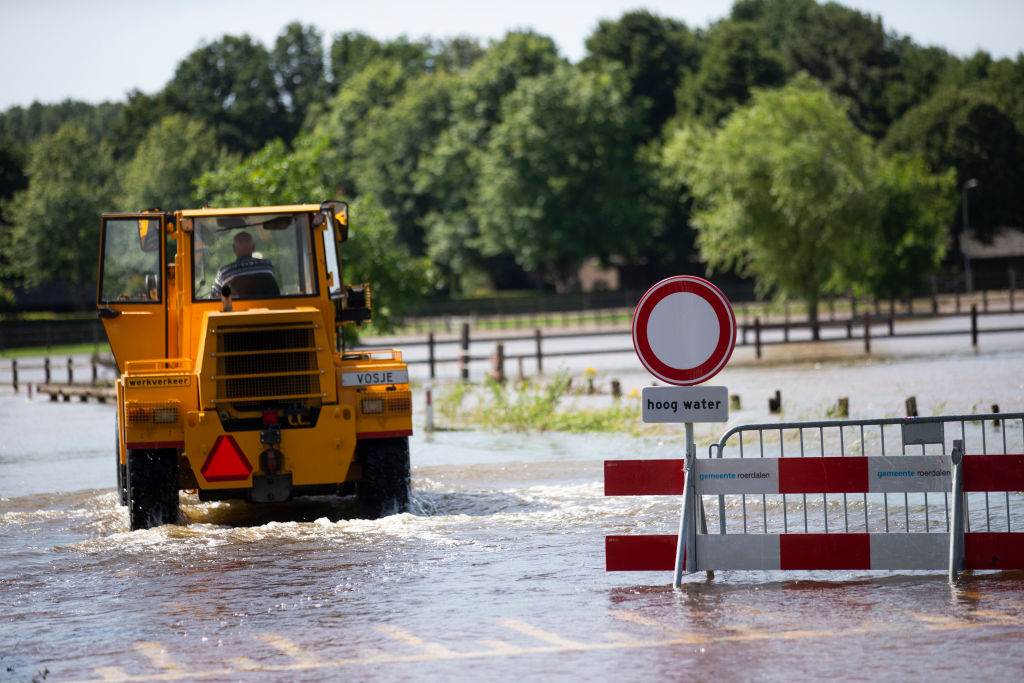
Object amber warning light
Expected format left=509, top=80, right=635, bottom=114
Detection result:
left=200, top=435, right=253, bottom=481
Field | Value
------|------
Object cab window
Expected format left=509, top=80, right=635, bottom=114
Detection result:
left=99, top=218, right=161, bottom=303
left=192, top=213, right=317, bottom=300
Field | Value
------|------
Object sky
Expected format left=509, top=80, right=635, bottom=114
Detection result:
left=1, top=0, right=1022, bottom=110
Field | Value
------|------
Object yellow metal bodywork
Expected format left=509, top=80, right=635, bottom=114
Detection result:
left=101, top=205, right=411, bottom=497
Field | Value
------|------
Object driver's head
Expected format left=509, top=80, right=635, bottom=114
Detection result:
left=232, top=231, right=254, bottom=258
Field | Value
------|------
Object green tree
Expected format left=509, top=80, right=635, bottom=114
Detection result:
left=311, top=59, right=416, bottom=197
left=121, top=115, right=221, bottom=211
left=883, top=88, right=1024, bottom=239
left=431, top=36, right=485, bottom=73
left=473, top=66, right=656, bottom=286
left=733, top=0, right=902, bottom=137
left=863, top=154, right=955, bottom=299
left=330, top=32, right=384, bottom=87
left=675, top=20, right=786, bottom=126
left=3, top=123, right=119, bottom=299
left=107, top=89, right=166, bottom=160
left=164, top=35, right=288, bottom=153
left=417, top=31, right=564, bottom=290
left=353, top=73, right=456, bottom=253
left=680, top=78, right=880, bottom=337
left=272, top=23, right=328, bottom=138
left=582, top=10, right=701, bottom=136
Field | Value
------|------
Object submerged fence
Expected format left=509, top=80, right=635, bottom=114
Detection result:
left=358, top=297, right=1024, bottom=380
left=606, top=413, right=1024, bottom=583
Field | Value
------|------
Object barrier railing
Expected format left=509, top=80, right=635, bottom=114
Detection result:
left=605, top=413, right=1024, bottom=584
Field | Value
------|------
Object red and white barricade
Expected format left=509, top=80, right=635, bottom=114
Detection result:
left=605, top=413, right=1024, bottom=584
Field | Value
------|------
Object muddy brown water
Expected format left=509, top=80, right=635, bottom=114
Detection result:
left=2, top=331, right=1024, bottom=681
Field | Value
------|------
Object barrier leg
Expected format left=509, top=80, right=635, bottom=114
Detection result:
left=673, top=422, right=697, bottom=588
left=948, top=440, right=965, bottom=583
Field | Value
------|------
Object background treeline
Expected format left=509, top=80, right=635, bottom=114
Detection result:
left=1, top=0, right=1022, bottom=326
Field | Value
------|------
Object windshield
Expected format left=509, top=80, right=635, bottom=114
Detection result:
left=192, top=213, right=316, bottom=300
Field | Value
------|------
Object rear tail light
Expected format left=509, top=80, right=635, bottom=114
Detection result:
left=200, top=435, right=253, bottom=482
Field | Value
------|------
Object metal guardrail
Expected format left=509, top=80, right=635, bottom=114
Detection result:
left=605, top=412, right=1024, bottom=583
left=707, top=412, right=1024, bottom=538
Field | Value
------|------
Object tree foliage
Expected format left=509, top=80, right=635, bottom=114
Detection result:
left=675, top=20, right=786, bottom=126
left=164, top=35, right=287, bottom=153
left=2, top=3, right=1022, bottom=314
left=883, top=88, right=1024, bottom=239
left=4, top=124, right=119, bottom=297
left=582, top=10, right=700, bottom=136
left=474, top=66, right=656, bottom=285
left=272, top=23, right=328, bottom=137
left=680, top=79, right=880, bottom=328
left=121, top=115, right=221, bottom=211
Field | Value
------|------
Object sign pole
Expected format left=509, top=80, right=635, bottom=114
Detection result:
left=673, top=422, right=697, bottom=588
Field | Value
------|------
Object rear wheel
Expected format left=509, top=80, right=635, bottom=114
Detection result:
left=114, top=413, right=127, bottom=506
left=356, top=437, right=411, bottom=518
left=127, top=449, right=179, bottom=530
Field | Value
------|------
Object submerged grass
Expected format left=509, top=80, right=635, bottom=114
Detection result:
left=436, top=372, right=649, bottom=434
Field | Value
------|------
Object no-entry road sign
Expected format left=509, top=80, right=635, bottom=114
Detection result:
left=631, top=275, right=736, bottom=386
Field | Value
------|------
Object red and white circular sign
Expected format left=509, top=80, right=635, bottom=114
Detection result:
left=631, top=275, right=736, bottom=386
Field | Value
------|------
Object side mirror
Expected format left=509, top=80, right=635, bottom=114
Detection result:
left=337, top=283, right=371, bottom=325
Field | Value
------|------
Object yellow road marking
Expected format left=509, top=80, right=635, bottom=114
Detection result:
left=497, top=619, right=585, bottom=648
left=965, top=609, right=1024, bottom=625
left=610, top=610, right=706, bottom=644
left=258, top=633, right=325, bottom=666
left=906, top=613, right=970, bottom=631
left=374, top=624, right=456, bottom=657
left=133, top=643, right=184, bottom=672
left=74, top=608, right=1024, bottom=683
left=477, top=639, right=529, bottom=656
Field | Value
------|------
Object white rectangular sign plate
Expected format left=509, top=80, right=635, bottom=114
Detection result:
left=642, top=386, right=729, bottom=423
left=342, top=369, right=410, bottom=387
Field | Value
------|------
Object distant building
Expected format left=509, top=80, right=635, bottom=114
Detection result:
left=959, top=228, right=1024, bottom=290
left=577, top=257, right=620, bottom=293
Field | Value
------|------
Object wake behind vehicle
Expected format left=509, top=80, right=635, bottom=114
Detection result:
left=97, top=202, right=413, bottom=530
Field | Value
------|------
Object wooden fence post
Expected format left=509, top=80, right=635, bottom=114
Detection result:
left=905, top=396, right=918, bottom=418
left=863, top=313, right=871, bottom=354
left=888, top=315, right=895, bottom=337
left=10, top=359, right=17, bottom=393
left=459, top=323, right=470, bottom=382
left=971, top=305, right=978, bottom=348
left=67, top=356, right=74, bottom=385
left=534, top=329, right=543, bottom=375
left=754, top=317, right=762, bottom=360
left=1010, top=268, right=1017, bottom=312
left=427, top=332, right=436, bottom=380
left=490, top=343, right=506, bottom=383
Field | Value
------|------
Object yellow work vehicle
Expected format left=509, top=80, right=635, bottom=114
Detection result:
left=97, top=202, right=412, bottom=530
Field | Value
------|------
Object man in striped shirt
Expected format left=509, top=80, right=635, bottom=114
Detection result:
left=212, top=231, right=280, bottom=298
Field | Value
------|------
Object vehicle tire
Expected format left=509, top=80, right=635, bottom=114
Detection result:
left=356, top=437, right=411, bottom=518
left=115, top=412, right=127, bottom=506
left=127, top=448, right=179, bottom=530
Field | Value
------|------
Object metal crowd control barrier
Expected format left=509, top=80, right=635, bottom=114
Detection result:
left=605, top=413, right=1024, bottom=585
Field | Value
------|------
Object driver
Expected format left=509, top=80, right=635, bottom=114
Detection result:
left=211, top=231, right=280, bottom=298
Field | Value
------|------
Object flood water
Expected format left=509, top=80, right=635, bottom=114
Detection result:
left=2, top=330, right=1024, bottom=681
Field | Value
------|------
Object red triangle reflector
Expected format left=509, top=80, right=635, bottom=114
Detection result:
left=201, top=435, right=253, bottom=482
